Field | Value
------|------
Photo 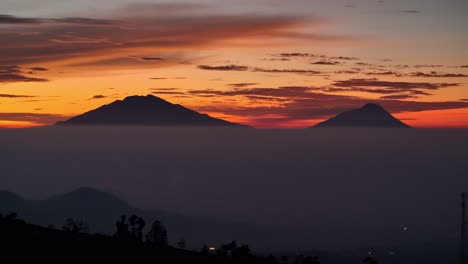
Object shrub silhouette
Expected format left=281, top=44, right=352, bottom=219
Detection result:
left=201, top=244, right=210, bottom=254
left=62, top=218, right=89, bottom=234
left=177, top=238, right=186, bottom=249
left=136, top=216, right=146, bottom=242
left=115, top=215, right=130, bottom=239
left=363, top=256, right=379, bottom=264
left=146, top=220, right=168, bottom=246
left=303, top=256, right=320, bottom=264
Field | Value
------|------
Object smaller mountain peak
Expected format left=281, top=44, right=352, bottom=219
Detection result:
left=361, top=103, right=385, bottom=111
left=0, top=190, right=25, bottom=202
left=314, top=103, right=410, bottom=128
left=72, top=187, right=103, bottom=194
left=49, top=187, right=126, bottom=206
left=122, top=94, right=170, bottom=104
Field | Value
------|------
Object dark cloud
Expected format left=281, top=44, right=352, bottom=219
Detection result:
left=189, top=86, right=339, bottom=99
left=461, top=65, right=468, bottom=68
left=394, top=64, right=410, bottom=69
left=315, top=87, right=431, bottom=97
left=399, top=10, right=421, bottom=14
left=197, top=65, right=249, bottom=71
left=0, top=94, right=36, bottom=98
left=332, top=78, right=459, bottom=90
left=121, top=3, right=210, bottom=14
left=414, top=64, right=444, bottom=68
left=0, top=14, right=43, bottom=24
left=251, top=68, right=323, bottom=75
left=0, top=74, right=49, bottom=83
left=0, top=65, right=22, bottom=74
left=271, top=53, right=358, bottom=62
left=139, top=57, right=164, bottom=61
left=274, top=53, right=323, bottom=58
left=151, top=91, right=186, bottom=95
left=150, top=88, right=181, bottom=91
left=329, top=56, right=359, bottom=60
left=229, top=83, right=259, bottom=88
left=335, top=70, right=361, bottom=74
left=355, top=62, right=373, bottom=67
left=263, top=58, right=291, bottom=62
left=30, top=67, right=48, bottom=72
left=311, top=60, right=341, bottom=66
left=0, top=65, right=49, bottom=83
left=51, top=17, right=117, bottom=25
left=379, top=94, right=419, bottom=100
left=89, top=95, right=107, bottom=100
left=150, top=78, right=169, bottom=80
left=0, top=14, right=117, bottom=25
left=0, top=113, right=67, bottom=124
left=365, top=71, right=405, bottom=77
left=410, top=72, right=468, bottom=78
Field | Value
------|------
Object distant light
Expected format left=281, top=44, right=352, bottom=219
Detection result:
left=403, top=227, right=408, bottom=231
left=209, top=247, right=216, bottom=251
left=368, top=251, right=372, bottom=255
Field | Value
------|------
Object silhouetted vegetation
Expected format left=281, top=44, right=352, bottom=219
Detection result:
left=62, top=218, right=89, bottom=234
left=177, top=238, right=187, bottom=249
left=363, top=256, right=379, bottom=264
left=0, top=213, right=276, bottom=263
left=146, top=220, right=168, bottom=246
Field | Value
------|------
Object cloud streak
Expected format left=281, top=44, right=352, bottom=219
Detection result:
left=0, top=94, right=36, bottom=98
left=0, top=65, right=49, bottom=83
left=198, top=64, right=323, bottom=75
left=0, top=7, right=327, bottom=69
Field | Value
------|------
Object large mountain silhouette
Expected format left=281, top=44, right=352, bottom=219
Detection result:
left=56, top=95, right=245, bottom=127
left=314, top=103, right=410, bottom=128
left=0, top=187, right=277, bottom=249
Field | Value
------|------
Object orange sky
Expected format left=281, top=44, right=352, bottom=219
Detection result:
left=0, top=0, right=467, bottom=128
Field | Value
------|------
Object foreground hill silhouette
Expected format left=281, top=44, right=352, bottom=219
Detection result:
left=0, top=187, right=277, bottom=250
left=56, top=95, right=246, bottom=126
left=0, top=216, right=273, bottom=263
left=314, top=103, right=410, bottom=128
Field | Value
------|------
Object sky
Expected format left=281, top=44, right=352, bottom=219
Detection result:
left=0, top=0, right=467, bottom=128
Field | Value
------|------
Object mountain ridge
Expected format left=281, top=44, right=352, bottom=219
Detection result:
left=314, top=103, right=410, bottom=128
left=0, top=187, right=278, bottom=250
left=56, top=95, right=247, bottom=127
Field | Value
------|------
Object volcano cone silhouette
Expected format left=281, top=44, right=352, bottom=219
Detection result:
left=56, top=95, right=246, bottom=127
left=314, top=103, right=410, bottom=128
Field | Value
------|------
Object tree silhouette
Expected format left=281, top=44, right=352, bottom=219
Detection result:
left=303, top=256, right=320, bottom=264
left=363, top=256, right=379, bottom=264
left=62, top=218, right=89, bottom=234
left=280, top=256, right=288, bottom=263
left=115, top=215, right=130, bottom=239
left=146, top=220, right=168, bottom=246
left=201, top=244, right=210, bottom=254
left=177, top=239, right=186, bottom=249
left=233, top=244, right=251, bottom=258
left=220, top=240, right=238, bottom=255
left=136, top=217, right=146, bottom=242
left=129, top=214, right=138, bottom=239
left=5, top=212, right=17, bottom=221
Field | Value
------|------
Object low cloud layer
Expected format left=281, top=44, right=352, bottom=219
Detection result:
left=0, top=65, right=49, bottom=83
